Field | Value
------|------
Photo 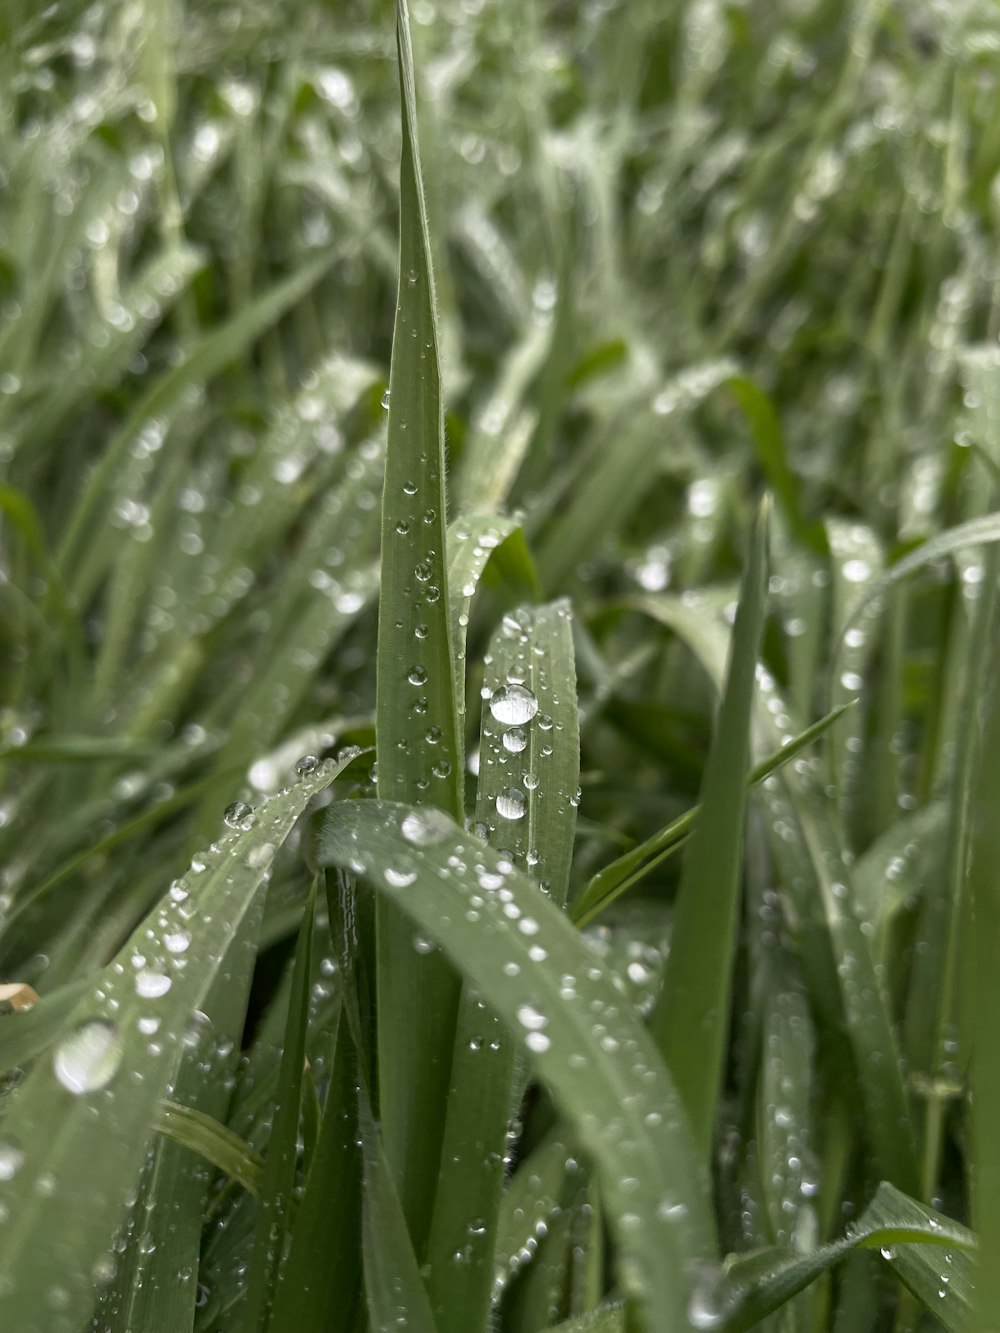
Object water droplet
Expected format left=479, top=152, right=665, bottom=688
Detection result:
left=164, top=930, right=190, bottom=955
left=843, top=558, right=870, bottom=584
left=502, top=727, right=527, bottom=754
left=53, top=1021, right=122, bottom=1095
left=489, top=684, right=538, bottom=726
left=136, top=969, right=171, bottom=999
left=496, top=788, right=526, bottom=821
left=295, top=754, right=319, bottom=776
left=381, top=388, right=391, bottom=409
left=516, top=1004, right=548, bottom=1031
left=223, top=800, right=255, bottom=830
left=0, top=1139, right=24, bottom=1181
left=408, top=666, right=428, bottom=686
left=525, top=1032, right=550, bottom=1053
left=401, top=809, right=451, bottom=846
left=385, top=867, right=417, bottom=888
left=413, top=932, right=436, bottom=955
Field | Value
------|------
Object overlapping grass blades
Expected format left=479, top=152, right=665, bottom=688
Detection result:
left=0, top=760, right=343, bottom=1332
left=320, top=799, right=714, bottom=1333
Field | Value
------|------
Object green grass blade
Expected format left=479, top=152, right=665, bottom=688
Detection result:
left=493, top=1129, right=576, bottom=1301
left=423, top=598, right=580, bottom=1333
left=447, top=513, right=517, bottom=705
left=320, top=799, right=715, bottom=1333
left=373, top=0, right=466, bottom=1257
left=0, top=978, right=89, bottom=1074
left=647, top=499, right=769, bottom=1162
left=243, top=884, right=316, bottom=1332
left=359, top=1085, right=440, bottom=1333
left=545, top=1306, right=625, bottom=1333
left=101, top=922, right=263, bottom=1333
left=966, top=596, right=1000, bottom=1332
left=622, top=592, right=920, bottom=1192
left=156, top=1101, right=263, bottom=1197
left=269, top=1006, right=362, bottom=1333
left=717, top=1182, right=975, bottom=1333
left=571, top=701, right=853, bottom=928
left=0, top=761, right=340, bottom=1333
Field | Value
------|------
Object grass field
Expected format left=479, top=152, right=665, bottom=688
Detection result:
left=1, top=0, right=999, bottom=1329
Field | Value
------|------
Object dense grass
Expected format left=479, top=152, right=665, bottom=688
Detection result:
left=1, top=0, right=999, bottom=1329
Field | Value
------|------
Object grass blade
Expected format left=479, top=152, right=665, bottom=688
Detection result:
left=424, top=598, right=580, bottom=1333
left=647, top=499, right=769, bottom=1162
left=320, top=799, right=714, bottom=1333
left=373, top=0, right=466, bottom=1254
left=242, top=883, right=316, bottom=1332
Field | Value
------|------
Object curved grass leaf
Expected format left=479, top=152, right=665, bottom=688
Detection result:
left=0, top=760, right=342, bottom=1333
left=156, top=1100, right=263, bottom=1197
left=648, top=498, right=769, bottom=1163
left=373, top=0, right=465, bottom=1255
left=494, top=1129, right=576, bottom=1300
left=716, top=1182, right=974, bottom=1332
left=320, top=799, right=714, bottom=1333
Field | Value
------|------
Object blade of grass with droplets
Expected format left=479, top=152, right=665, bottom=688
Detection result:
left=618, top=592, right=919, bottom=1193
left=320, top=799, right=714, bottom=1333
left=100, top=914, right=265, bottom=1333
left=447, top=513, right=517, bottom=703
left=571, top=702, right=852, bottom=928
left=373, top=0, right=465, bottom=1255
left=424, top=599, right=580, bottom=1333
left=0, top=761, right=342, bottom=1333
left=493, top=1129, right=577, bottom=1301
left=359, top=1084, right=440, bottom=1333
left=268, top=1005, right=362, bottom=1333
left=0, top=978, right=89, bottom=1074
left=647, top=498, right=768, bottom=1163
left=242, top=883, right=316, bottom=1333
left=716, top=1182, right=975, bottom=1333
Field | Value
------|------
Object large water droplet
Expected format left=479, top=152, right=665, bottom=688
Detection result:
left=53, top=1021, right=122, bottom=1095
left=0, top=1139, right=24, bottom=1180
left=496, top=788, right=526, bottom=821
left=385, top=866, right=417, bottom=888
left=489, top=684, right=538, bottom=726
left=502, top=727, right=527, bottom=754
left=401, top=809, right=451, bottom=846
left=295, top=754, right=319, bottom=776
left=223, top=800, right=255, bottom=830
left=136, top=969, right=172, bottom=999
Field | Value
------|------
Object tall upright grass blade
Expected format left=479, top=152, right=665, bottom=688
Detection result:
left=647, top=501, right=768, bottom=1160
left=424, top=599, right=579, bottom=1333
left=321, top=799, right=714, bottom=1333
left=373, top=0, right=465, bottom=1256
left=243, top=883, right=316, bottom=1332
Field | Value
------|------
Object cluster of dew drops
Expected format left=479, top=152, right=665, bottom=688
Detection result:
left=0, top=750, right=344, bottom=1199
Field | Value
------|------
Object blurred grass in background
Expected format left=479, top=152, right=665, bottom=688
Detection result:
left=1, top=0, right=1000, bottom=1329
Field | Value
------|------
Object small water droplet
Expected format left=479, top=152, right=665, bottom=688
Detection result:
left=381, top=388, right=391, bottom=409
left=385, top=867, right=417, bottom=888
left=502, top=727, right=527, bottom=754
left=53, top=1020, right=122, bottom=1095
left=295, top=754, right=319, bottom=776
